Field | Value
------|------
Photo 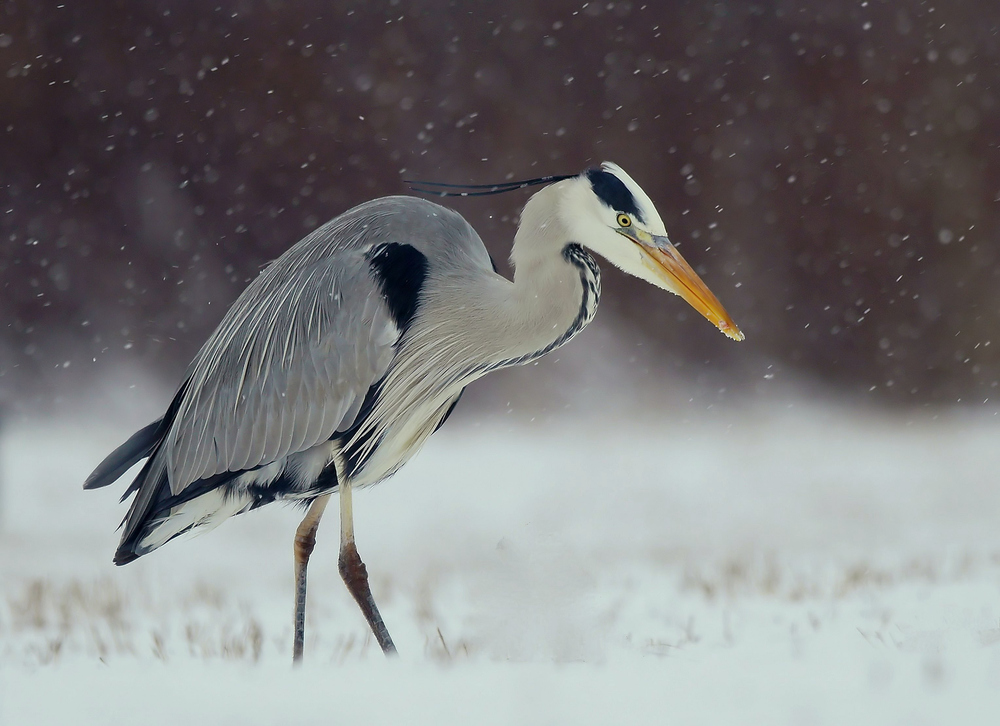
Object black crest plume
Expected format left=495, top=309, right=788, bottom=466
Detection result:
left=405, top=172, right=576, bottom=198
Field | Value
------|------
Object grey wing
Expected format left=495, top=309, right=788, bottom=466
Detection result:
left=163, top=247, right=399, bottom=496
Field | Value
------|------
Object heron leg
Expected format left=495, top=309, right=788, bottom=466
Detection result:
left=338, top=480, right=397, bottom=655
left=292, top=494, right=330, bottom=665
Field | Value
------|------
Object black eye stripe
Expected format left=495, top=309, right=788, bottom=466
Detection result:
left=585, top=168, right=645, bottom=224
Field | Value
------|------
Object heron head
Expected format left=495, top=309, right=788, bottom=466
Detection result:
left=559, top=162, right=744, bottom=341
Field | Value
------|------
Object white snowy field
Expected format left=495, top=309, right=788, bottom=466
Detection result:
left=2, top=401, right=1000, bottom=724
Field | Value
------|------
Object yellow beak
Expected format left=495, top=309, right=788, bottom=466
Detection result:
left=629, top=231, right=744, bottom=341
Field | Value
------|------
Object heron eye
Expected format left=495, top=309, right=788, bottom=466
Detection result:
left=617, top=213, right=632, bottom=228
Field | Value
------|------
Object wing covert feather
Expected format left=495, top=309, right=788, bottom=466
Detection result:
left=163, top=247, right=399, bottom=495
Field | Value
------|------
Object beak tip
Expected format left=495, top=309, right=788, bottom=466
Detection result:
left=717, top=320, right=745, bottom=342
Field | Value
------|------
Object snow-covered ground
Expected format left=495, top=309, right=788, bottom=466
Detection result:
left=2, top=401, right=1000, bottom=724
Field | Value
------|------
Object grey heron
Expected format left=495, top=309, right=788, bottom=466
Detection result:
left=84, top=162, right=743, bottom=661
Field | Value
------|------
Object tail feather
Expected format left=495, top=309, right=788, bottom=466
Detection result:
left=85, top=382, right=190, bottom=565
left=84, top=382, right=189, bottom=492
left=114, top=455, right=171, bottom=563
left=115, top=486, right=252, bottom=565
left=83, top=419, right=165, bottom=490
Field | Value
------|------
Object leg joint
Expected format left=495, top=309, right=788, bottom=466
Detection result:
left=338, top=542, right=368, bottom=585
left=294, top=529, right=317, bottom=560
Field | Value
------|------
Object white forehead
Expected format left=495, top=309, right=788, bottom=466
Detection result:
left=599, top=161, right=667, bottom=235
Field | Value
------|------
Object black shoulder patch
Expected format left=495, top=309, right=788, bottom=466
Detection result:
left=585, top=167, right=645, bottom=223
left=367, top=242, right=428, bottom=330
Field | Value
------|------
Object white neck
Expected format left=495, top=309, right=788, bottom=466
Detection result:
left=414, top=182, right=599, bottom=374
left=495, top=182, right=599, bottom=364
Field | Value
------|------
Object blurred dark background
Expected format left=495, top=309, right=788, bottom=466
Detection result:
left=2, top=0, right=999, bottom=416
